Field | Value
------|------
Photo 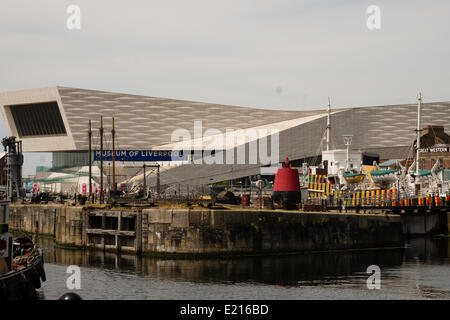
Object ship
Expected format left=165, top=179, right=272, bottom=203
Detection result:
left=0, top=201, right=46, bottom=300
left=307, top=93, right=449, bottom=204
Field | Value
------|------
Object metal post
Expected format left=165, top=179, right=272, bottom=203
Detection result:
left=88, top=120, right=92, bottom=196
left=156, top=164, right=160, bottom=198
left=343, top=135, right=353, bottom=171
left=346, top=141, right=349, bottom=170
left=53, top=208, right=57, bottom=237
left=143, top=164, right=146, bottom=198
left=111, top=117, right=116, bottom=191
left=18, top=141, right=22, bottom=201
left=259, top=184, right=263, bottom=209
left=100, top=116, right=104, bottom=203
left=248, top=177, right=251, bottom=205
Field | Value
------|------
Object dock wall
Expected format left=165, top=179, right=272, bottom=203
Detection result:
left=142, top=209, right=404, bottom=254
left=400, top=210, right=449, bottom=235
left=9, top=205, right=86, bottom=247
left=8, top=205, right=407, bottom=255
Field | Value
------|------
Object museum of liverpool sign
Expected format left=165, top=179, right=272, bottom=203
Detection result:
left=93, top=150, right=187, bottom=161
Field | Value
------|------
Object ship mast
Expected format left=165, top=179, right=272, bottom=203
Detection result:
left=100, top=116, right=104, bottom=203
left=415, top=92, right=422, bottom=187
left=88, top=120, right=92, bottom=197
left=326, top=97, right=331, bottom=151
left=111, top=117, right=116, bottom=191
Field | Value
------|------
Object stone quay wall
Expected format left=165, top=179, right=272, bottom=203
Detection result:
left=9, top=205, right=405, bottom=255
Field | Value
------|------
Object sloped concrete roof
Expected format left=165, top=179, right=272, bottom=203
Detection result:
left=1, top=86, right=449, bottom=159
left=57, top=86, right=327, bottom=150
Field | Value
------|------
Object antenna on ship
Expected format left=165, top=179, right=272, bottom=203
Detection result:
left=415, top=92, right=422, bottom=193
left=316, top=97, right=332, bottom=166
left=343, top=135, right=353, bottom=171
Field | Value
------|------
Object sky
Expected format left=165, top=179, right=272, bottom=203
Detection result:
left=0, top=0, right=449, bottom=174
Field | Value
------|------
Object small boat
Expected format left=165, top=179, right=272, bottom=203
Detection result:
left=343, top=171, right=365, bottom=184
left=370, top=168, right=400, bottom=185
left=0, top=201, right=46, bottom=300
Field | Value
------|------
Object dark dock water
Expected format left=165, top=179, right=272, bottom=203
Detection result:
left=36, top=237, right=450, bottom=300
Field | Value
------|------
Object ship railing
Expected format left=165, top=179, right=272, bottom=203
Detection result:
left=321, top=193, right=449, bottom=209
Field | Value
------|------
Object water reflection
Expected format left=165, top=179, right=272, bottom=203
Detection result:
left=36, top=237, right=450, bottom=300
left=37, top=238, right=414, bottom=286
left=403, top=237, right=449, bottom=263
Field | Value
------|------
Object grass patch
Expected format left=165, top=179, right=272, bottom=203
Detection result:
left=10, top=228, right=55, bottom=240
left=55, top=241, right=85, bottom=250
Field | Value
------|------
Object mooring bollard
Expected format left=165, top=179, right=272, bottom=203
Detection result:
left=59, top=292, right=82, bottom=300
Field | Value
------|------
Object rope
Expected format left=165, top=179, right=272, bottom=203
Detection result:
left=12, top=247, right=40, bottom=267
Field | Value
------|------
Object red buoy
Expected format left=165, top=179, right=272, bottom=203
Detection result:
left=272, top=157, right=301, bottom=209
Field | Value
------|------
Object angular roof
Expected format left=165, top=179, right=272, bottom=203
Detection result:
left=0, top=86, right=449, bottom=160
left=0, top=86, right=328, bottom=151
left=57, top=86, right=327, bottom=150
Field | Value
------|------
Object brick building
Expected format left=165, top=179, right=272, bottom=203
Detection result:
left=416, top=125, right=450, bottom=170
